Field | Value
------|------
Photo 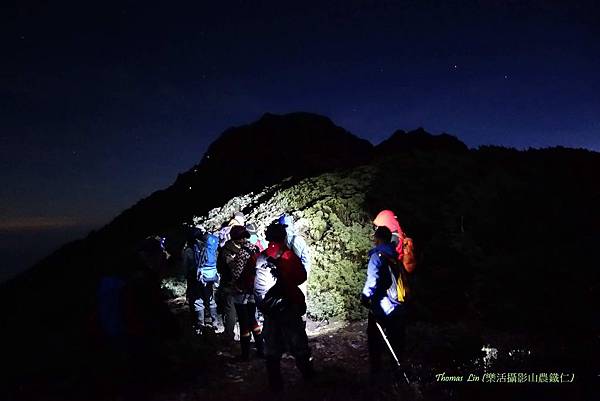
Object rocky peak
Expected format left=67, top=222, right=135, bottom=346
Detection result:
left=376, top=127, right=469, bottom=155
left=195, top=111, right=373, bottom=176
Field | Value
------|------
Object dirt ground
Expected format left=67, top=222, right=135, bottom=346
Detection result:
left=136, top=298, right=415, bottom=401
left=8, top=297, right=588, bottom=401
left=134, top=298, right=589, bottom=401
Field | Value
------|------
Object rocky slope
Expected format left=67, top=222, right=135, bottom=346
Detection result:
left=165, top=166, right=377, bottom=320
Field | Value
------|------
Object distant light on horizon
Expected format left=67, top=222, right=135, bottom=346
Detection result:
left=0, top=217, right=99, bottom=232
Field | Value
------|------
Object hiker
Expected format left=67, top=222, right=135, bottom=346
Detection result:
left=183, top=227, right=220, bottom=335
left=246, top=222, right=267, bottom=251
left=245, top=223, right=268, bottom=326
left=239, top=223, right=313, bottom=391
left=373, top=209, right=417, bottom=285
left=278, top=214, right=311, bottom=298
left=218, top=211, right=246, bottom=247
left=94, top=236, right=176, bottom=382
left=361, top=226, right=407, bottom=381
left=217, top=224, right=252, bottom=343
left=220, top=225, right=264, bottom=359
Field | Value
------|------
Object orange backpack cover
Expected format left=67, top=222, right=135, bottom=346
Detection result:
left=373, top=210, right=405, bottom=259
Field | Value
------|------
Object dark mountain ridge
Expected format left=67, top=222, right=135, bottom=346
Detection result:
left=1, top=112, right=599, bottom=398
left=0, top=113, right=373, bottom=329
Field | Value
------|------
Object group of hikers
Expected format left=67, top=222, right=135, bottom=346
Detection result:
left=94, top=209, right=415, bottom=392
left=182, top=213, right=313, bottom=390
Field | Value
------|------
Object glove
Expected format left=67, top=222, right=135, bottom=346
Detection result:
left=266, top=256, right=280, bottom=266
left=360, top=293, right=371, bottom=308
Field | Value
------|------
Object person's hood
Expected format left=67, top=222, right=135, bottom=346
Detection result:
left=279, top=214, right=296, bottom=236
left=373, top=210, right=403, bottom=236
left=368, top=242, right=398, bottom=258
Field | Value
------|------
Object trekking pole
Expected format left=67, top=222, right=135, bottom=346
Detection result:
left=375, top=320, right=410, bottom=385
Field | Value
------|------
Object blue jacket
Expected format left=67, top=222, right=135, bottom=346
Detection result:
left=362, top=242, right=400, bottom=316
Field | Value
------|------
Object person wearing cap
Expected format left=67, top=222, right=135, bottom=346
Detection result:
left=361, top=226, right=406, bottom=381
left=220, top=225, right=264, bottom=359
left=238, top=223, right=313, bottom=391
left=217, top=225, right=247, bottom=342
left=218, top=211, right=246, bottom=248
left=246, top=223, right=267, bottom=252
left=231, top=211, right=245, bottom=226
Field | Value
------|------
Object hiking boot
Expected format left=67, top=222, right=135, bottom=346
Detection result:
left=295, top=356, right=315, bottom=381
left=204, top=321, right=218, bottom=333
left=193, top=323, right=204, bottom=336
left=253, top=331, right=265, bottom=358
left=239, top=336, right=251, bottom=362
left=266, top=357, right=283, bottom=392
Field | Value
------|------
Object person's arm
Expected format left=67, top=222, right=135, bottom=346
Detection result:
left=362, top=253, right=382, bottom=299
left=182, top=248, right=194, bottom=278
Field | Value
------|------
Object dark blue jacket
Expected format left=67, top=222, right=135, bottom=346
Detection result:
left=362, top=242, right=400, bottom=316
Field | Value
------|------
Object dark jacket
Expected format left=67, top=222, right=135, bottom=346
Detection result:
left=362, top=242, right=401, bottom=317
left=219, top=239, right=259, bottom=287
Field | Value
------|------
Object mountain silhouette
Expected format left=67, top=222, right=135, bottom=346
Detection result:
left=376, top=127, right=469, bottom=155
left=1, top=112, right=598, bottom=401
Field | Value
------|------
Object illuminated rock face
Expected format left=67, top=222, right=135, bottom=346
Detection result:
left=177, top=166, right=377, bottom=320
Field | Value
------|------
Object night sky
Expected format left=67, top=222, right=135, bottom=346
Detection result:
left=1, top=1, right=599, bottom=278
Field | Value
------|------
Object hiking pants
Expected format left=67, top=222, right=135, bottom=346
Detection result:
left=234, top=302, right=260, bottom=337
left=262, top=311, right=310, bottom=360
left=217, top=286, right=237, bottom=339
left=187, top=279, right=217, bottom=326
left=367, top=307, right=406, bottom=374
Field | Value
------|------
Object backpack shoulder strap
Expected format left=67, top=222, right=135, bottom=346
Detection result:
left=275, top=245, right=286, bottom=259
left=192, top=243, right=200, bottom=268
left=379, top=252, right=401, bottom=276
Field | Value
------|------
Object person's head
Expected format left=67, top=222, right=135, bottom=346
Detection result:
left=265, top=223, right=287, bottom=244
left=137, top=236, right=169, bottom=275
left=229, top=211, right=245, bottom=226
left=278, top=214, right=296, bottom=237
left=230, top=225, right=250, bottom=243
left=186, top=226, right=204, bottom=245
left=246, top=223, right=260, bottom=243
left=278, top=213, right=294, bottom=227
left=373, top=226, right=392, bottom=246
left=373, top=209, right=403, bottom=239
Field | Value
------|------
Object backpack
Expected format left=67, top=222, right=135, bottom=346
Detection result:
left=218, top=226, right=232, bottom=248
left=381, top=237, right=416, bottom=303
left=288, top=234, right=311, bottom=271
left=255, top=248, right=305, bottom=318
left=253, top=250, right=281, bottom=302
left=194, top=234, right=219, bottom=283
